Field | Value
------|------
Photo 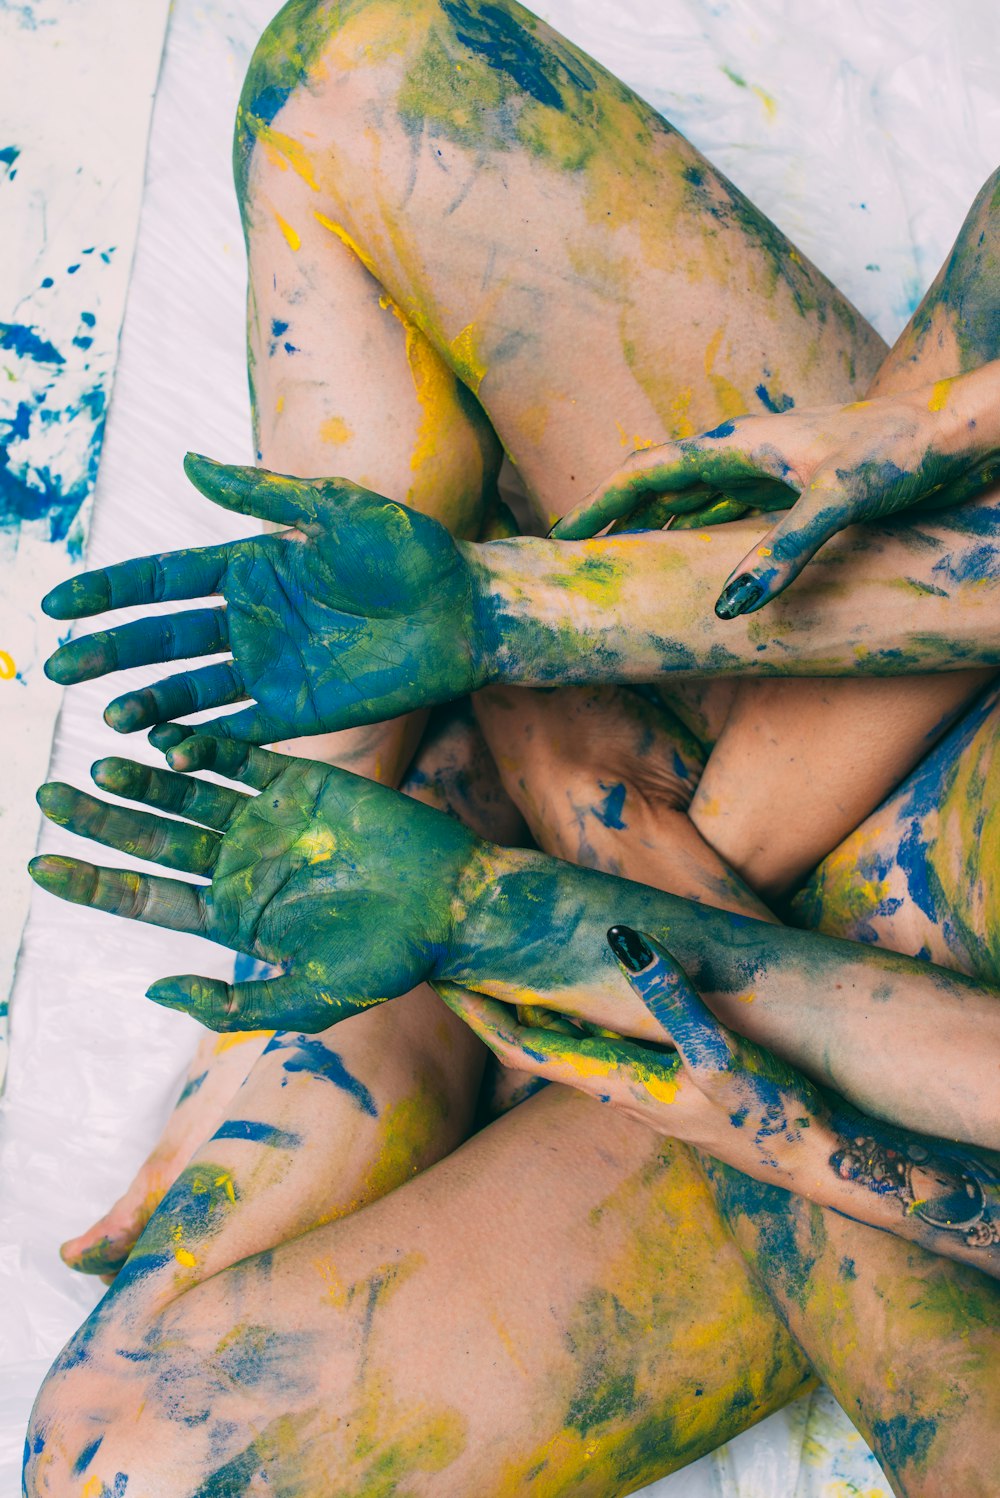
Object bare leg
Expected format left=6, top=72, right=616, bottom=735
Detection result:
left=692, top=172, right=1000, bottom=896
left=26, top=684, right=999, bottom=1498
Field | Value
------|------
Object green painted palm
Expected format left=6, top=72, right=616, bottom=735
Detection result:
left=29, top=729, right=477, bottom=1030
left=43, top=455, right=488, bottom=741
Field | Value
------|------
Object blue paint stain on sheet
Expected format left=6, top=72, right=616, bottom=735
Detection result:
left=210, top=1119, right=302, bottom=1149
left=0, top=321, right=64, bottom=364
left=263, top=1033, right=378, bottom=1116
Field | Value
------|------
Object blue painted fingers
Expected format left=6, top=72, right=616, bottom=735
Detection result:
left=41, top=455, right=489, bottom=741
left=606, top=925, right=734, bottom=1072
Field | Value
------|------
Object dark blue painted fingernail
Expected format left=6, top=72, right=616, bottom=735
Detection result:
left=715, top=572, right=764, bottom=620
left=607, top=925, right=655, bottom=973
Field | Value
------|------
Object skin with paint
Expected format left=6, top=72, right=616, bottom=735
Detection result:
left=31, top=728, right=1000, bottom=1151
left=24, top=1, right=1000, bottom=1493
left=40, top=464, right=1000, bottom=742
left=553, top=360, right=1000, bottom=616
left=441, top=928, right=1000, bottom=1274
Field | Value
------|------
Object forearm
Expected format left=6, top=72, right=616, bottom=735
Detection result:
left=444, top=843, right=1000, bottom=1146
left=797, top=1096, right=1000, bottom=1275
left=465, top=505, right=1000, bottom=685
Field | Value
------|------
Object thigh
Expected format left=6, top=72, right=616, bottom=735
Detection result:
left=30, top=1088, right=810, bottom=1497
left=241, top=0, right=884, bottom=526
left=793, top=682, right=1000, bottom=980
left=242, top=0, right=983, bottom=891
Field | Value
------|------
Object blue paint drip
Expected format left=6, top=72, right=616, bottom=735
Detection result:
left=72, top=1436, right=104, bottom=1475
left=755, top=382, right=794, bottom=414
left=211, top=1119, right=302, bottom=1149
left=593, top=780, right=627, bottom=830
left=263, top=1034, right=377, bottom=1117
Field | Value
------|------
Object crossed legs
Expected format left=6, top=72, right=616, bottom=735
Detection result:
left=29, top=3, right=1000, bottom=1494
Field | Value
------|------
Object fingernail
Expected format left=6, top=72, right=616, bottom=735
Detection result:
left=607, top=925, right=655, bottom=973
left=714, top=573, right=764, bottom=620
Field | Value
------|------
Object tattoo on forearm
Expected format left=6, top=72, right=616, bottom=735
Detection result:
left=830, top=1131, right=1000, bottom=1249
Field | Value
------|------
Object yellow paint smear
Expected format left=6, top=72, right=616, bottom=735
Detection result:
left=213, top=1029, right=273, bottom=1055
left=751, top=85, right=777, bottom=120
left=448, top=322, right=487, bottom=395
left=273, top=209, right=301, bottom=251
left=314, top=211, right=381, bottom=279
left=173, top=1246, right=197, bottom=1268
left=0, top=649, right=14, bottom=679
left=928, top=377, right=953, bottom=413
left=249, top=117, right=320, bottom=192
left=615, top=420, right=656, bottom=451
left=215, top=1172, right=237, bottom=1204
left=320, top=415, right=353, bottom=445
left=703, top=327, right=746, bottom=420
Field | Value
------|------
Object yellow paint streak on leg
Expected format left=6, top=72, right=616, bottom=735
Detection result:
left=669, top=385, right=696, bottom=438
left=314, top=211, right=382, bottom=279
left=320, top=414, right=353, bottom=445
left=492, top=1143, right=807, bottom=1493
left=448, top=322, right=487, bottom=394
left=704, top=327, right=747, bottom=420
left=273, top=208, right=302, bottom=251
left=213, top=1030, right=274, bottom=1055
left=928, top=376, right=955, bottom=412
left=247, top=117, right=320, bottom=192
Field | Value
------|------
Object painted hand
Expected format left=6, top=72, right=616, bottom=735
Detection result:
left=551, top=381, right=1000, bottom=615
left=42, top=455, right=490, bottom=740
left=438, top=926, right=830, bottom=1184
left=28, top=728, right=478, bottom=1031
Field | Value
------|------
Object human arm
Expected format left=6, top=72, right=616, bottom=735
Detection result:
left=549, top=362, right=1000, bottom=615
left=439, top=928, right=1000, bottom=1277
left=29, top=731, right=1000, bottom=1149
left=41, top=455, right=1000, bottom=744
left=552, top=167, right=1000, bottom=613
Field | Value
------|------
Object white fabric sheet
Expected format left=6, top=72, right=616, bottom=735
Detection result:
left=0, top=0, right=169, bottom=1079
left=3, top=1, right=998, bottom=1493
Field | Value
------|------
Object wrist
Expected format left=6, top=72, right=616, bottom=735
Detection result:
left=925, top=360, right=1000, bottom=456
left=458, top=539, right=506, bottom=689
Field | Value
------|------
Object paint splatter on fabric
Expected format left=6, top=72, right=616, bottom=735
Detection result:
left=0, top=0, right=170, bottom=1072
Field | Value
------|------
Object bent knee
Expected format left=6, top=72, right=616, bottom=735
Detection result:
left=234, top=0, right=437, bottom=207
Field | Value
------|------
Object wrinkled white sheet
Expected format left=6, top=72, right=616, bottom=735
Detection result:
left=3, top=2, right=998, bottom=1493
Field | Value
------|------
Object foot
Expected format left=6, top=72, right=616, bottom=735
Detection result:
left=60, top=971, right=273, bottom=1278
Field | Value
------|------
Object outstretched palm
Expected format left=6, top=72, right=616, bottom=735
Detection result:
left=30, top=730, right=478, bottom=1030
left=43, top=456, right=487, bottom=741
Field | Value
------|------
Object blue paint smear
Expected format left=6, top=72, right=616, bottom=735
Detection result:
left=177, top=1069, right=208, bottom=1106
left=270, top=318, right=289, bottom=337
left=263, top=1034, right=378, bottom=1117
left=593, top=780, right=627, bottom=830
left=211, top=1119, right=302, bottom=1149
left=0, top=321, right=64, bottom=364
left=701, top=419, right=737, bottom=439
left=755, top=382, right=794, bottom=413
left=72, top=1436, right=104, bottom=1475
